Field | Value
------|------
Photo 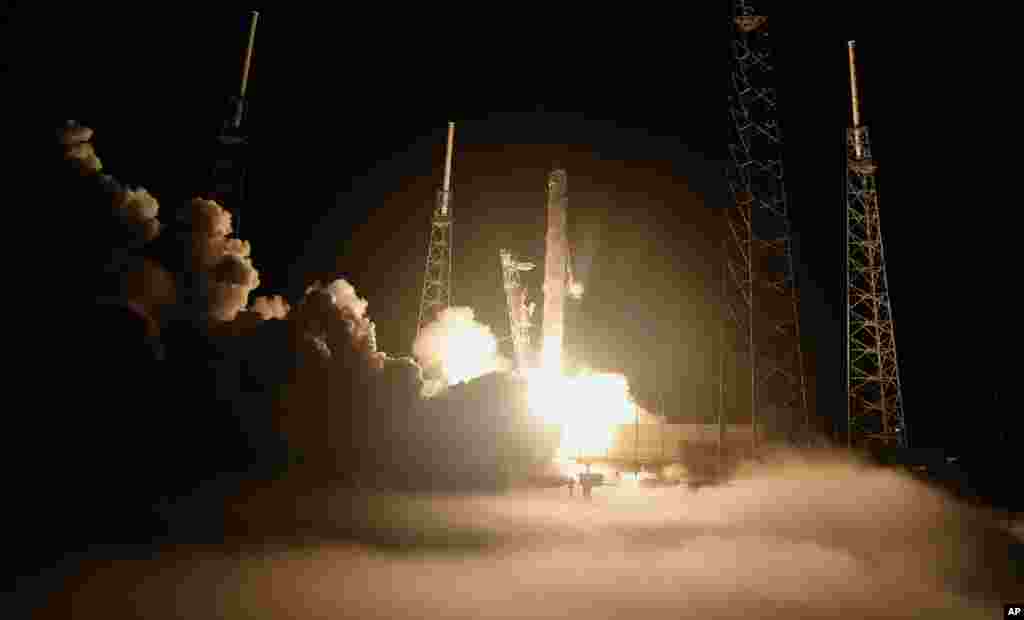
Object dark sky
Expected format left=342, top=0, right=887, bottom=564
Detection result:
left=34, top=6, right=1004, bottom=453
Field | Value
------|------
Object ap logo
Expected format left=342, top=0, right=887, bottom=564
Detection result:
left=1007, top=606, right=1023, bottom=616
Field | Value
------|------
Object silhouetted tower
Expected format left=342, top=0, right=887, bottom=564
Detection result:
left=723, top=2, right=810, bottom=452
left=207, top=11, right=259, bottom=239
left=415, top=123, right=456, bottom=342
left=845, top=41, right=908, bottom=449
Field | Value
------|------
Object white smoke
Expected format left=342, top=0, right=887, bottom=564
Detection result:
left=42, top=455, right=1022, bottom=618
left=301, top=279, right=384, bottom=368
left=413, top=307, right=503, bottom=390
left=324, top=279, right=369, bottom=321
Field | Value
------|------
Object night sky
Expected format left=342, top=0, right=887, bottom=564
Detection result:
left=34, top=5, right=1006, bottom=455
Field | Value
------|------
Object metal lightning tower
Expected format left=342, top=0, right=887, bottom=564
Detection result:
left=208, top=11, right=259, bottom=240
left=415, top=122, right=456, bottom=342
left=723, top=2, right=810, bottom=451
left=845, top=41, right=908, bottom=449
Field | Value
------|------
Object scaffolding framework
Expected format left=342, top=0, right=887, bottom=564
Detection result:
left=724, top=1, right=810, bottom=450
left=500, top=249, right=536, bottom=370
left=845, top=44, right=908, bottom=448
left=416, top=123, right=456, bottom=344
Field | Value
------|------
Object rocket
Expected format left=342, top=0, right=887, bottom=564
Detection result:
left=541, top=169, right=573, bottom=371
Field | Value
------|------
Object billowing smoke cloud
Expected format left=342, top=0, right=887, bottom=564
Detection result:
left=179, top=197, right=260, bottom=322
left=61, top=122, right=161, bottom=249
left=249, top=295, right=290, bottom=320
left=413, top=306, right=505, bottom=391
left=324, top=279, right=369, bottom=319
left=113, top=189, right=162, bottom=245
left=38, top=454, right=1023, bottom=618
left=60, top=122, right=273, bottom=325
left=59, top=122, right=102, bottom=175
left=293, top=279, right=384, bottom=370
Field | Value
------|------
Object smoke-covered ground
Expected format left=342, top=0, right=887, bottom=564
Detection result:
left=32, top=453, right=1023, bottom=619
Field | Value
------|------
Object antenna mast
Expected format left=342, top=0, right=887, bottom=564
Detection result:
left=723, top=1, right=810, bottom=452
left=845, top=41, right=908, bottom=449
left=500, top=249, right=536, bottom=371
left=209, top=10, right=259, bottom=239
left=415, top=123, right=457, bottom=351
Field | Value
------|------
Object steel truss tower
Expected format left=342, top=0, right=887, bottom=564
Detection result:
left=208, top=11, right=259, bottom=240
left=723, top=2, right=810, bottom=450
left=500, top=249, right=536, bottom=371
left=845, top=41, right=908, bottom=449
left=416, top=123, right=456, bottom=343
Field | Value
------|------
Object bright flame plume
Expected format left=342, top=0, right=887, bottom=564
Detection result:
left=525, top=367, right=636, bottom=459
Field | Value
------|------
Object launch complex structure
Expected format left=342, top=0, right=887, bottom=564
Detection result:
left=415, top=123, right=456, bottom=347
left=844, top=41, right=907, bottom=449
left=206, top=11, right=259, bottom=241
left=408, top=4, right=908, bottom=458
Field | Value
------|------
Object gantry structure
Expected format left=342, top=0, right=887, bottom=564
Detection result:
left=500, top=249, right=537, bottom=371
left=723, top=1, right=810, bottom=450
left=207, top=11, right=259, bottom=240
left=845, top=41, right=908, bottom=449
left=415, top=123, right=456, bottom=344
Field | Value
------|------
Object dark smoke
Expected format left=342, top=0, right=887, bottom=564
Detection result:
left=36, top=123, right=541, bottom=562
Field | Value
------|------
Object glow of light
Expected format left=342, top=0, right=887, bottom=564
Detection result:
left=441, top=321, right=498, bottom=386
left=540, top=335, right=563, bottom=375
left=524, top=367, right=636, bottom=459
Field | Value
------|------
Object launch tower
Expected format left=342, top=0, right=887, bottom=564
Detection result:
left=723, top=2, right=810, bottom=450
left=415, top=123, right=456, bottom=342
left=500, top=249, right=536, bottom=371
left=207, top=11, right=259, bottom=239
left=845, top=42, right=908, bottom=449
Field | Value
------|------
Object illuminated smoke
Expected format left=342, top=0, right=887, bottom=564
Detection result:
left=59, top=121, right=102, bottom=175
left=324, top=279, right=369, bottom=320
left=60, top=123, right=272, bottom=325
left=175, top=197, right=260, bottom=322
left=113, top=189, right=162, bottom=245
left=45, top=456, right=1022, bottom=618
left=61, top=122, right=161, bottom=247
left=413, top=307, right=502, bottom=389
left=249, top=295, right=290, bottom=320
left=299, top=279, right=383, bottom=368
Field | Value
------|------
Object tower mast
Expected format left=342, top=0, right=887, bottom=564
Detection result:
left=208, top=11, right=259, bottom=239
left=500, top=249, right=536, bottom=371
left=723, top=1, right=810, bottom=453
left=415, top=123, right=456, bottom=345
left=845, top=41, right=908, bottom=449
